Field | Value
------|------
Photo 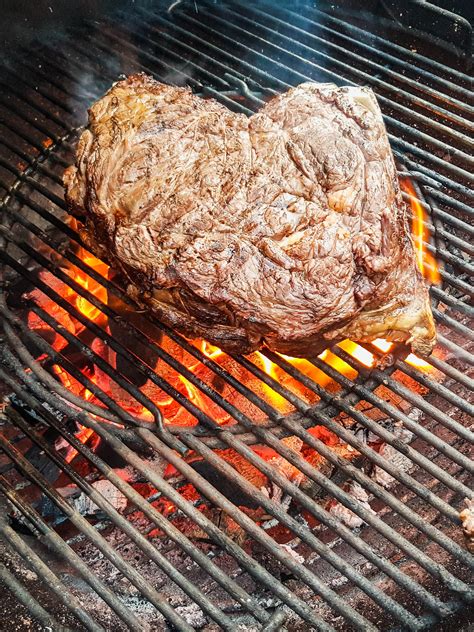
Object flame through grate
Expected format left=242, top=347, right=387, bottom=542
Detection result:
left=0, top=2, right=472, bottom=631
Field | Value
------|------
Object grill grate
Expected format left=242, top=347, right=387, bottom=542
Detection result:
left=0, top=1, right=473, bottom=630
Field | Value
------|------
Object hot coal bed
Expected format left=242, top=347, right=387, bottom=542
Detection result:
left=0, top=1, right=473, bottom=631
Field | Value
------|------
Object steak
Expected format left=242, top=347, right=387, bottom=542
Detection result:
left=64, top=74, right=436, bottom=357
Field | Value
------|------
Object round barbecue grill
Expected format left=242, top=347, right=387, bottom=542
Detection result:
left=0, top=1, right=472, bottom=630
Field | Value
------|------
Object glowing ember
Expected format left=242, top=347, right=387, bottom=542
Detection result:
left=65, top=426, right=94, bottom=463
left=405, top=353, right=432, bottom=370
left=401, top=179, right=441, bottom=285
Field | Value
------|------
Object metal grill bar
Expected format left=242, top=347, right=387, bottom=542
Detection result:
left=4, top=406, right=274, bottom=628
left=1, top=288, right=472, bottom=580
left=2, top=48, right=472, bottom=303
left=0, top=410, right=235, bottom=631
left=0, top=437, right=196, bottom=632
left=0, top=370, right=280, bottom=630
left=1, top=175, right=472, bottom=506
left=279, top=5, right=473, bottom=104
left=301, top=6, right=473, bottom=87
left=0, top=60, right=471, bottom=328
left=1, top=344, right=472, bottom=628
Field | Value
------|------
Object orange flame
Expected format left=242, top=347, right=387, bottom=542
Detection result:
left=65, top=219, right=109, bottom=322
left=200, top=340, right=223, bottom=360
left=372, top=338, right=431, bottom=370
left=401, top=179, right=440, bottom=285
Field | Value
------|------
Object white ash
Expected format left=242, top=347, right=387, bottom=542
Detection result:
left=175, top=603, right=207, bottom=628
left=329, top=482, right=375, bottom=529
left=372, top=426, right=414, bottom=487
left=72, top=479, right=128, bottom=516
left=407, top=407, right=423, bottom=422
left=459, top=497, right=474, bottom=553
left=330, top=574, right=349, bottom=589
left=280, top=544, right=305, bottom=564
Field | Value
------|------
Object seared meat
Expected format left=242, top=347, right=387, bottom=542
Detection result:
left=64, top=74, right=435, bottom=357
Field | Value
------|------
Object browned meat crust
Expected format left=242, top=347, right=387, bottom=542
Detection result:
left=64, top=74, right=436, bottom=357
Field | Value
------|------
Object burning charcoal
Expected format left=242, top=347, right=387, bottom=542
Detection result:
left=24, top=271, right=77, bottom=348
left=329, top=482, right=375, bottom=529
left=93, top=438, right=127, bottom=469
left=190, top=460, right=260, bottom=510
left=371, top=426, right=414, bottom=487
left=73, top=479, right=128, bottom=516
left=107, top=278, right=162, bottom=388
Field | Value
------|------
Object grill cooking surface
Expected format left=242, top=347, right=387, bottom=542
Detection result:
left=0, top=1, right=473, bottom=630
